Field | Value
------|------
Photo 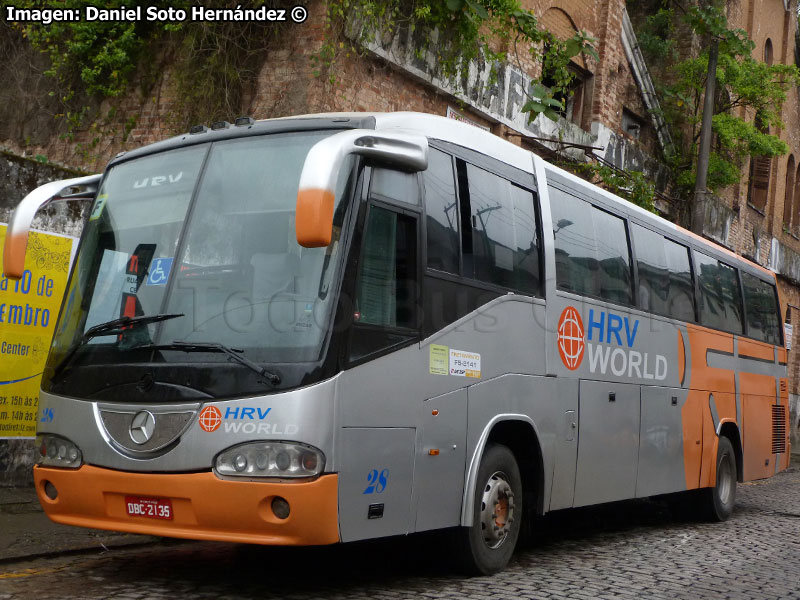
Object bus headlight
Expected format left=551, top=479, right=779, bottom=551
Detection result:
left=35, top=434, right=82, bottom=469
left=215, top=442, right=325, bottom=479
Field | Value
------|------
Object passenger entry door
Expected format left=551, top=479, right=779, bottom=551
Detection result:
left=346, top=168, right=421, bottom=364
left=338, top=167, right=423, bottom=542
left=574, top=380, right=640, bottom=506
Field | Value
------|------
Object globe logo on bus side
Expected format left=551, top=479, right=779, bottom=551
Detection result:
left=198, top=406, right=222, bottom=432
left=557, top=306, right=584, bottom=370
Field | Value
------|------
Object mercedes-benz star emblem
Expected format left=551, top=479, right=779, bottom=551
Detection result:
left=129, top=410, right=156, bottom=445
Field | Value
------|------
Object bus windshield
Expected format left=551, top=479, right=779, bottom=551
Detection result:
left=45, top=130, right=352, bottom=398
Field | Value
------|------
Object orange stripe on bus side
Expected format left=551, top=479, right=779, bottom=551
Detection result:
left=737, top=338, right=775, bottom=362
left=683, top=324, right=736, bottom=490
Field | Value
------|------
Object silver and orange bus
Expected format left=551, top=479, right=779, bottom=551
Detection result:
left=3, top=112, right=790, bottom=574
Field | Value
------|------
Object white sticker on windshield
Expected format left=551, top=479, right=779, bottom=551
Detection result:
left=89, top=194, right=108, bottom=221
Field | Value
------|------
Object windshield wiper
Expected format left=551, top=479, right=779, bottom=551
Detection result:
left=50, top=313, right=185, bottom=380
left=82, top=313, right=185, bottom=341
left=154, top=341, right=281, bottom=386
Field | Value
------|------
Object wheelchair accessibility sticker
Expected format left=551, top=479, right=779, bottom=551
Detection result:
left=146, top=258, right=173, bottom=286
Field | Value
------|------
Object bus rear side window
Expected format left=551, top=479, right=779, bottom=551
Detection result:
left=695, top=251, right=743, bottom=334
left=551, top=187, right=632, bottom=305
left=632, top=223, right=695, bottom=322
left=741, top=273, right=781, bottom=344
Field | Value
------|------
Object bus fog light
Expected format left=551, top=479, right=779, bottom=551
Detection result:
left=215, top=442, right=325, bottom=479
left=272, top=496, right=290, bottom=519
left=44, top=480, right=58, bottom=500
left=35, top=435, right=82, bottom=469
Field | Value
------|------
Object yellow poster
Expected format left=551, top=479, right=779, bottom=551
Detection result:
left=0, top=224, right=76, bottom=438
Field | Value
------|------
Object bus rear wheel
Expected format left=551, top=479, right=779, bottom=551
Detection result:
left=456, top=443, right=522, bottom=575
left=703, top=436, right=737, bottom=521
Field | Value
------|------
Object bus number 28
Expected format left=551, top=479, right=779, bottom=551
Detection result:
left=363, top=469, right=389, bottom=494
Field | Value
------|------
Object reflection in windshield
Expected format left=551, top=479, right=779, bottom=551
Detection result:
left=46, top=130, right=352, bottom=394
left=160, top=134, right=349, bottom=361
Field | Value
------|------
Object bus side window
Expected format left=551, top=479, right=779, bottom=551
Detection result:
left=459, top=162, right=541, bottom=294
left=592, top=207, right=632, bottom=305
left=424, top=149, right=460, bottom=274
left=695, top=251, right=744, bottom=334
left=663, top=237, right=695, bottom=322
left=632, top=224, right=695, bottom=322
left=632, top=224, right=668, bottom=313
left=349, top=205, right=419, bottom=362
left=551, top=187, right=632, bottom=305
left=551, top=187, right=598, bottom=296
left=509, top=184, right=541, bottom=294
left=742, top=273, right=781, bottom=344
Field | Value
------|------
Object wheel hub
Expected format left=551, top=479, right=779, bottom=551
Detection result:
left=480, top=471, right=515, bottom=549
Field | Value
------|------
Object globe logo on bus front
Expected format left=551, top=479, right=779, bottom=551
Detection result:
left=558, top=306, right=584, bottom=370
left=198, top=406, right=222, bottom=432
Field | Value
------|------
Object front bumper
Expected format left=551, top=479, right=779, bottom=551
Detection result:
left=34, top=465, right=340, bottom=546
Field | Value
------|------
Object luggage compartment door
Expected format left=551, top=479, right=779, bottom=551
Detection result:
left=574, top=380, right=640, bottom=506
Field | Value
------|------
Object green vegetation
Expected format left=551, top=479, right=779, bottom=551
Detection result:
left=635, top=2, right=799, bottom=198
left=1, top=0, right=282, bottom=131
left=6, top=0, right=597, bottom=127
left=571, top=162, right=656, bottom=213
left=323, top=0, right=597, bottom=121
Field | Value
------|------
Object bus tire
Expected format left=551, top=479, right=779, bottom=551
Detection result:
left=456, top=443, right=522, bottom=575
left=704, top=436, right=737, bottom=521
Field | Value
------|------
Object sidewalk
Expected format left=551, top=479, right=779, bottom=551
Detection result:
left=0, top=486, right=159, bottom=562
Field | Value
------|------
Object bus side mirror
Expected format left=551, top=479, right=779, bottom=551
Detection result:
left=296, top=129, right=428, bottom=248
left=2, top=174, right=101, bottom=279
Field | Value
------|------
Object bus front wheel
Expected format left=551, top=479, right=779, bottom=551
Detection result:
left=456, top=443, right=522, bottom=575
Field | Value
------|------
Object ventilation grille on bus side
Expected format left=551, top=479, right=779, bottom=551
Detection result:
left=772, top=405, right=787, bottom=454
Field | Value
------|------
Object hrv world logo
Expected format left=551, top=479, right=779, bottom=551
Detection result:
left=197, top=405, right=298, bottom=435
left=557, top=306, right=584, bottom=370
left=557, top=306, right=668, bottom=380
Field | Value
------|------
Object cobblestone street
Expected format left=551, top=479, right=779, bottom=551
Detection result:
left=1, top=467, right=798, bottom=600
